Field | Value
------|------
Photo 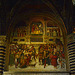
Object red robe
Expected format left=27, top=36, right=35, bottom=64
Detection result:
left=50, top=55, right=57, bottom=67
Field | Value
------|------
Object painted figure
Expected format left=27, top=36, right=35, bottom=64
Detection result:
left=39, top=46, right=44, bottom=65
left=32, top=24, right=35, bottom=33
left=50, top=51, right=58, bottom=68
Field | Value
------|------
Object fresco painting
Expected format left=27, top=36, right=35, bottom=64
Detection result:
left=9, top=43, right=66, bottom=71
left=9, top=22, right=66, bottom=72
left=31, top=22, right=43, bottom=35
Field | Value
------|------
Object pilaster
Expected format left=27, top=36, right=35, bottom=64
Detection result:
left=0, top=36, right=6, bottom=75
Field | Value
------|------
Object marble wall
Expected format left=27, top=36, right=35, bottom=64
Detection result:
left=0, top=36, right=6, bottom=75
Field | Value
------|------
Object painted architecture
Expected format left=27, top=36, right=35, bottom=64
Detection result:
left=0, top=0, right=75, bottom=75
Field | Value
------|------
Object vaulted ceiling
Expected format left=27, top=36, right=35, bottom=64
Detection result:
left=0, top=0, right=74, bottom=35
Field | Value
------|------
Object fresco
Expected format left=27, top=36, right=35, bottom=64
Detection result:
left=30, top=22, right=43, bottom=35
left=9, top=23, right=66, bottom=72
left=47, top=27, right=61, bottom=37
left=11, top=26, right=27, bottom=37
left=9, top=43, right=66, bottom=72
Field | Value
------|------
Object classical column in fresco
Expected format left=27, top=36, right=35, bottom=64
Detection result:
left=0, top=36, right=6, bottom=75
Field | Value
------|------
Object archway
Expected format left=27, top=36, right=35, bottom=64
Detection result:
left=5, top=13, right=69, bottom=72
left=4, top=0, right=69, bottom=73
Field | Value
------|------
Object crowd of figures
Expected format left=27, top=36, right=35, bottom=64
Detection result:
left=9, top=44, right=66, bottom=69
left=38, top=44, right=65, bottom=68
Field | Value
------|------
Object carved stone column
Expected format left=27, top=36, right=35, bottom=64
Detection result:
left=0, top=36, right=6, bottom=75
left=67, top=33, right=75, bottom=74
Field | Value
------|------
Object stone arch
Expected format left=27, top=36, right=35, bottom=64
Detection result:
left=5, top=0, right=69, bottom=72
